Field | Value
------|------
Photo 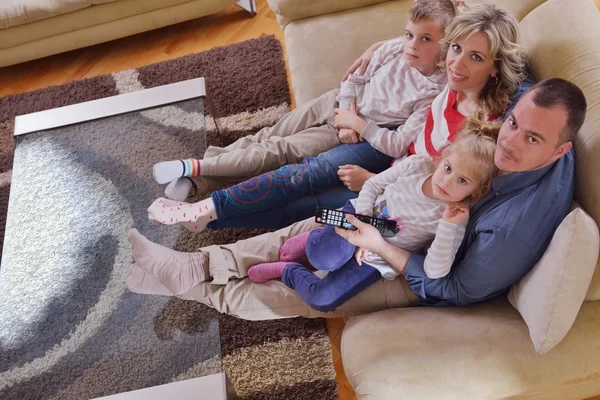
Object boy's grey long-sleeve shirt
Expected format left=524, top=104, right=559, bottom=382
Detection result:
left=338, top=38, right=447, bottom=158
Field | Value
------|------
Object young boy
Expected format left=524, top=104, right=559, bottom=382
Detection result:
left=153, top=0, right=457, bottom=201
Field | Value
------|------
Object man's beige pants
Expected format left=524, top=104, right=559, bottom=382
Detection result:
left=201, top=89, right=342, bottom=178
left=176, top=218, right=420, bottom=321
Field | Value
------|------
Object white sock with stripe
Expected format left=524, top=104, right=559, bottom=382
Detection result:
left=153, top=159, right=202, bottom=184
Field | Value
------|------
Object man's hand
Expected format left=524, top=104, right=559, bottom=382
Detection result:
left=337, top=165, right=375, bottom=192
left=442, top=202, right=469, bottom=225
left=335, top=214, right=386, bottom=253
left=334, top=101, right=367, bottom=133
left=354, top=247, right=373, bottom=266
left=338, top=128, right=361, bottom=144
left=342, top=40, right=387, bottom=81
left=338, top=214, right=410, bottom=275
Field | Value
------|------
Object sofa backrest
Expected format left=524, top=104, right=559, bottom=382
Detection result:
left=516, top=0, right=600, bottom=301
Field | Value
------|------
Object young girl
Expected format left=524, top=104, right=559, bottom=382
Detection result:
left=246, top=117, right=499, bottom=312
left=145, top=4, right=525, bottom=232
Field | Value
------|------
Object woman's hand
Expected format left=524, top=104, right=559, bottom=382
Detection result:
left=342, top=40, right=388, bottom=81
left=338, top=128, right=361, bottom=144
left=354, top=247, right=373, bottom=266
left=442, top=202, right=469, bottom=225
left=335, top=214, right=386, bottom=252
left=337, top=165, right=375, bottom=192
left=334, top=101, right=367, bottom=133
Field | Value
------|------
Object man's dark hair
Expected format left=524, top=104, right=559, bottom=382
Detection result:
left=530, top=78, right=587, bottom=144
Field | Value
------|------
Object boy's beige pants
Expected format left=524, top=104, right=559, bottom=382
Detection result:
left=201, top=89, right=342, bottom=178
left=177, top=217, right=420, bottom=321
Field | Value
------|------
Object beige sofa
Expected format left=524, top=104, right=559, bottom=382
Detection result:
left=267, top=0, right=600, bottom=398
left=0, top=0, right=249, bottom=68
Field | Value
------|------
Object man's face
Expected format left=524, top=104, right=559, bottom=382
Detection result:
left=495, top=90, right=572, bottom=172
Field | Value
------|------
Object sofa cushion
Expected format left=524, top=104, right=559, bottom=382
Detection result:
left=283, top=1, right=413, bottom=106
left=0, top=0, right=208, bottom=50
left=0, top=0, right=119, bottom=29
left=508, top=206, right=599, bottom=355
left=519, top=0, right=600, bottom=301
left=282, top=0, right=547, bottom=106
left=341, top=301, right=600, bottom=399
left=267, top=0, right=391, bottom=28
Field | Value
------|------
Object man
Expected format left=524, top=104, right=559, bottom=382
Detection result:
left=338, top=77, right=585, bottom=306
left=127, top=78, right=586, bottom=319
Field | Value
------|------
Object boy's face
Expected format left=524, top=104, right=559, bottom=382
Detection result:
left=404, top=18, right=445, bottom=75
left=431, top=152, right=480, bottom=203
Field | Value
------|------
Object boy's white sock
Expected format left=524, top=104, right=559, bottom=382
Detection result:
left=164, top=178, right=194, bottom=201
left=153, top=159, right=202, bottom=184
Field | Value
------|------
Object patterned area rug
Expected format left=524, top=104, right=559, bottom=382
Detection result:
left=0, top=36, right=338, bottom=399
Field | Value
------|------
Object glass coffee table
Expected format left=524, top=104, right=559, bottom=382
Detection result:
left=0, top=78, right=225, bottom=399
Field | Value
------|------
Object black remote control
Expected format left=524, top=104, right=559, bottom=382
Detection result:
left=315, top=207, right=399, bottom=238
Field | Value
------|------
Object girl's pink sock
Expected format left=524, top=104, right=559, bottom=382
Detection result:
left=248, top=262, right=288, bottom=283
left=279, top=231, right=311, bottom=261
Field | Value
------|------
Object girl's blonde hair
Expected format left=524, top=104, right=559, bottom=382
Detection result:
left=439, top=4, right=527, bottom=116
left=440, top=114, right=500, bottom=203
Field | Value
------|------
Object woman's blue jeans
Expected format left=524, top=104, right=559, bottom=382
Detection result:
left=207, top=141, right=393, bottom=229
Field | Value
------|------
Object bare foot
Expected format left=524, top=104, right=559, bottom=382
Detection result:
left=128, top=229, right=209, bottom=294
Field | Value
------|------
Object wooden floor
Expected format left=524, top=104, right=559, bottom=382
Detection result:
left=2, top=1, right=600, bottom=400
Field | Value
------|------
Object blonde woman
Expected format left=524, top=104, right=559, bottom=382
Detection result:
left=145, top=4, right=528, bottom=234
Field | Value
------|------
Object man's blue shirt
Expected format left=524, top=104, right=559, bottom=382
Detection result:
left=404, top=148, right=575, bottom=306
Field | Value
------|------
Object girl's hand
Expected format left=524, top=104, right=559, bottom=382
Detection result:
left=354, top=247, right=373, bottom=266
left=442, top=202, right=469, bottom=225
left=338, top=128, right=361, bottom=144
left=337, top=165, right=375, bottom=192
left=334, top=101, right=367, bottom=132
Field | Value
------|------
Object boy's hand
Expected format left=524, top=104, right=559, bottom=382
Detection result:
left=337, top=165, right=375, bottom=192
left=354, top=247, right=373, bottom=266
left=442, top=202, right=469, bottom=225
left=338, top=128, right=361, bottom=144
left=334, top=101, right=367, bottom=133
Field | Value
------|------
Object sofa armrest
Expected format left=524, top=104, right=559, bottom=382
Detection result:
left=266, top=0, right=392, bottom=28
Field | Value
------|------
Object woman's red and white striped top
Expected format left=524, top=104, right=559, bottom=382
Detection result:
left=408, top=85, right=466, bottom=160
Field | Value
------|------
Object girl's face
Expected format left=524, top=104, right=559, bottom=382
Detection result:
left=445, top=32, right=497, bottom=94
left=431, top=152, right=480, bottom=202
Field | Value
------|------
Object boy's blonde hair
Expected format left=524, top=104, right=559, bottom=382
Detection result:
left=408, top=0, right=457, bottom=30
left=439, top=4, right=527, bottom=116
left=440, top=114, right=500, bottom=203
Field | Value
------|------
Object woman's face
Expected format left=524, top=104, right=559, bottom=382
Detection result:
left=445, top=32, right=497, bottom=94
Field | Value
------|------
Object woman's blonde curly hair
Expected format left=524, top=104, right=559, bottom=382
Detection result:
left=439, top=3, right=527, bottom=116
